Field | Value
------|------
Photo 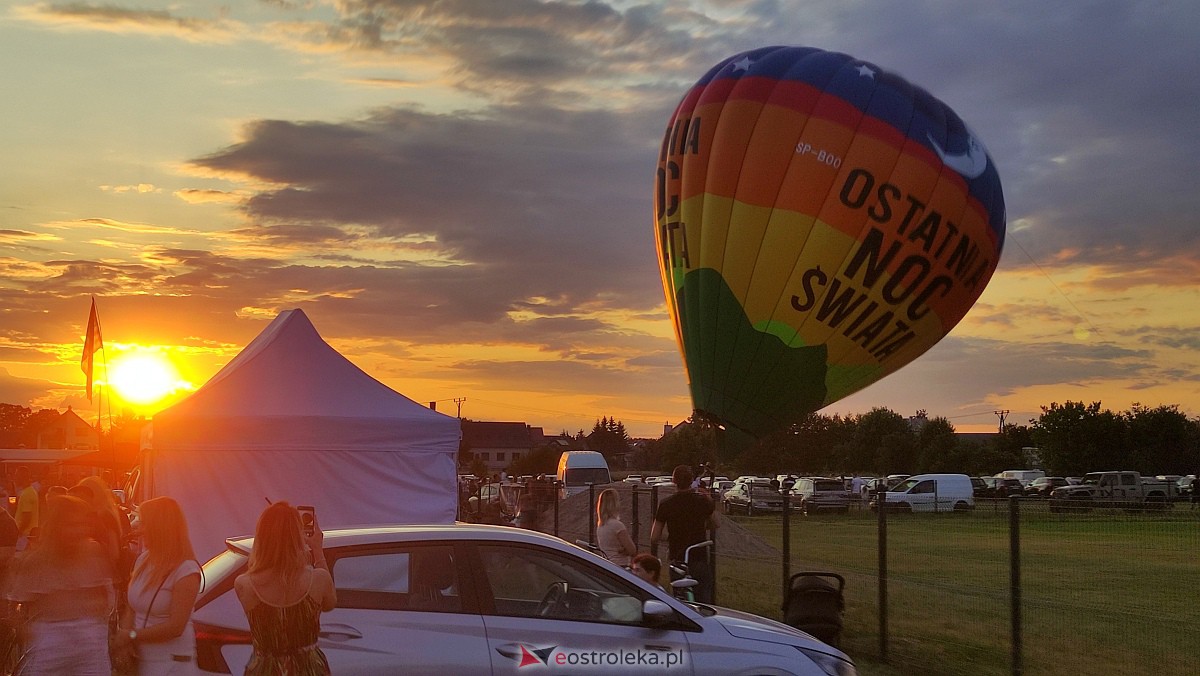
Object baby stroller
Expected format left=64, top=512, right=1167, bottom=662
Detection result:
left=781, top=572, right=845, bottom=648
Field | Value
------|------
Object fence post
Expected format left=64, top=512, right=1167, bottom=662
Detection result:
left=781, top=486, right=791, bottom=602
left=553, top=483, right=560, bottom=537
left=1010, top=495, right=1023, bottom=676
left=877, top=484, right=888, bottom=662
left=631, top=484, right=641, bottom=548
left=650, top=485, right=660, bottom=560
left=588, top=483, right=597, bottom=544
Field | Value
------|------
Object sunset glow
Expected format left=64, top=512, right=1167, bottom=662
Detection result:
left=0, top=2, right=1195, bottom=439
left=108, top=351, right=185, bottom=408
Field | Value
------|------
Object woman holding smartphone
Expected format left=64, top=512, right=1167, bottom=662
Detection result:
left=235, top=502, right=336, bottom=676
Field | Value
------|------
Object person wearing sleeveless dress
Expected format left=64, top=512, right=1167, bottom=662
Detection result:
left=235, top=502, right=336, bottom=676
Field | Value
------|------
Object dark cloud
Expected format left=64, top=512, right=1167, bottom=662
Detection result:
left=0, top=368, right=64, bottom=407
left=191, top=103, right=666, bottom=332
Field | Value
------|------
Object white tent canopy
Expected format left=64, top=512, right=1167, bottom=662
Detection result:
left=148, top=309, right=461, bottom=559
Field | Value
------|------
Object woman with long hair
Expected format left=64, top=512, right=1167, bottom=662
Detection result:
left=74, top=475, right=130, bottom=576
left=118, top=497, right=201, bottom=675
left=4, top=495, right=113, bottom=675
left=235, top=502, right=335, bottom=676
left=595, top=488, right=637, bottom=567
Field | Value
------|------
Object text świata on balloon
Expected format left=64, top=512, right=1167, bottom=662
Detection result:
left=789, top=167, right=993, bottom=364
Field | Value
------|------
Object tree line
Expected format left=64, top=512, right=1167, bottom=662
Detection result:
left=643, top=401, right=1200, bottom=478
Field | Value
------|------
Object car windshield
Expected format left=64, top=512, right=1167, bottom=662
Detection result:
left=892, top=478, right=919, bottom=492
left=749, top=484, right=779, bottom=497
left=1082, top=473, right=1102, bottom=486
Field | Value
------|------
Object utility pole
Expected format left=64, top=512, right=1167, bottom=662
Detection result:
left=454, top=397, right=467, bottom=418
left=994, top=409, right=1010, bottom=433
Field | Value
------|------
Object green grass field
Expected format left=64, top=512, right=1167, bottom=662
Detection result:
left=715, top=505, right=1200, bottom=675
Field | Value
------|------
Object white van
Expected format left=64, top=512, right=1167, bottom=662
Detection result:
left=876, top=473, right=975, bottom=513
left=996, top=469, right=1046, bottom=486
left=556, top=451, right=611, bottom=498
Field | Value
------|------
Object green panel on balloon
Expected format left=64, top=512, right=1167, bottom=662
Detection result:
left=679, top=268, right=828, bottom=438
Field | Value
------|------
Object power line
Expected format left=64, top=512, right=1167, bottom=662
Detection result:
left=1009, top=235, right=1102, bottom=336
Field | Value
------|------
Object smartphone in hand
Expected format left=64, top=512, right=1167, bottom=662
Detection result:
left=298, top=505, right=316, bottom=537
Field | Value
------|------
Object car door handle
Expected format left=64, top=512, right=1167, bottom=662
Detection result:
left=320, top=623, right=364, bottom=641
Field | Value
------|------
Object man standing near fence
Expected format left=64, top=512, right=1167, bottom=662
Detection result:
left=650, top=464, right=718, bottom=604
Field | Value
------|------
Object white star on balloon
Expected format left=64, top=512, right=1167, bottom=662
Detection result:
left=856, top=64, right=875, bottom=78
left=732, top=56, right=753, bottom=71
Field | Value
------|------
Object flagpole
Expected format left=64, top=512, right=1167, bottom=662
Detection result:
left=98, top=308, right=113, bottom=470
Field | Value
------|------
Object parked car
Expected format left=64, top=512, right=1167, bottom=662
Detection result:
left=969, top=477, right=987, bottom=497
left=711, top=479, right=735, bottom=495
left=995, top=469, right=1046, bottom=487
left=192, top=524, right=856, bottom=675
left=1024, top=476, right=1070, bottom=497
left=791, top=477, right=851, bottom=514
left=977, top=476, right=1024, bottom=498
left=1176, top=475, right=1197, bottom=497
left=722, top=481, right=784, bottom=515
left=623, top=475, right=645, bottom=483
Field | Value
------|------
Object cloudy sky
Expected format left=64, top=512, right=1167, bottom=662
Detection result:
left=1, top=0, right=1197, bottom=438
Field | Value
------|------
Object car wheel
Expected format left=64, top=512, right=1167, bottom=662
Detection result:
left=896, top=502, right=912, bottom=514
left=953, top=501, right=971, bottom=513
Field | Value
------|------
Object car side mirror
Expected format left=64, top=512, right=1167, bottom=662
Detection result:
left=642, top=600, right=676, bottom=627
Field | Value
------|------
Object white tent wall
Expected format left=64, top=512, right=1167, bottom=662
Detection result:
left=147, top=309, right=461, bottom=560
left=151, top=447, right=458, bottom=559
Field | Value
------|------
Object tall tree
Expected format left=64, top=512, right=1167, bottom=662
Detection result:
left=915, top=417, right=963, bottom=473
left=1031, top=401, right=1128, bottom=475
left=845, top=408, right=917, bottom=474
left=649, top=418, right=718, bottom=471
left=0, top=403, right=32, bottom=447
left=1123, top=404, right=1200, bottom=475
left=589, top=417, right=631, bottom=460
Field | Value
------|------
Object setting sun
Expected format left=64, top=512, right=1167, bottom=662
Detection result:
left=109, top=351, right=183, bottom=406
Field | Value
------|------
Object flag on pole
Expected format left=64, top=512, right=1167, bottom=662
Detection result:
left=82, top=297, right=103, bottom=401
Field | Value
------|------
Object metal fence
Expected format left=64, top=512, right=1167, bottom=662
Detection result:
left=715, top=494, right=1200, bottom=676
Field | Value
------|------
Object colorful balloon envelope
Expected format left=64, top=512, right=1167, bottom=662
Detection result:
left=655, top=46, right=1005, bottom=439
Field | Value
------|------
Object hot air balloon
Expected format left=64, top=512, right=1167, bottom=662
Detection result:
left=655, top=46, right=1005, bottom=442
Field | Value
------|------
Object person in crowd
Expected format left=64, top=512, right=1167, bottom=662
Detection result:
left=118, top=496, right=201, bottom=675
left=13, top=466, right=39, bottom=550
left=45, top=485, right=68, bottom=499
left=595, top=488, right=637, bottom=567
left=72, top=476, right=133, bottom=589
left=5, top=495, right=114, bottom=675
left=630, top=552, right=668, bottom=592
left=513, top=492, right=540, bottom=531
left=650, top=464, right=718, bottom=604
left=235, top=501, right=335, bottom=676
left=0, top=506, right=17, bottom=581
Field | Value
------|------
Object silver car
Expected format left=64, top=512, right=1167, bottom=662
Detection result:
left=193, top=524, right=856, bottom=675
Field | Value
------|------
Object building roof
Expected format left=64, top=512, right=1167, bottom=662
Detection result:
left=461, top=421, right=535, bottom=449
